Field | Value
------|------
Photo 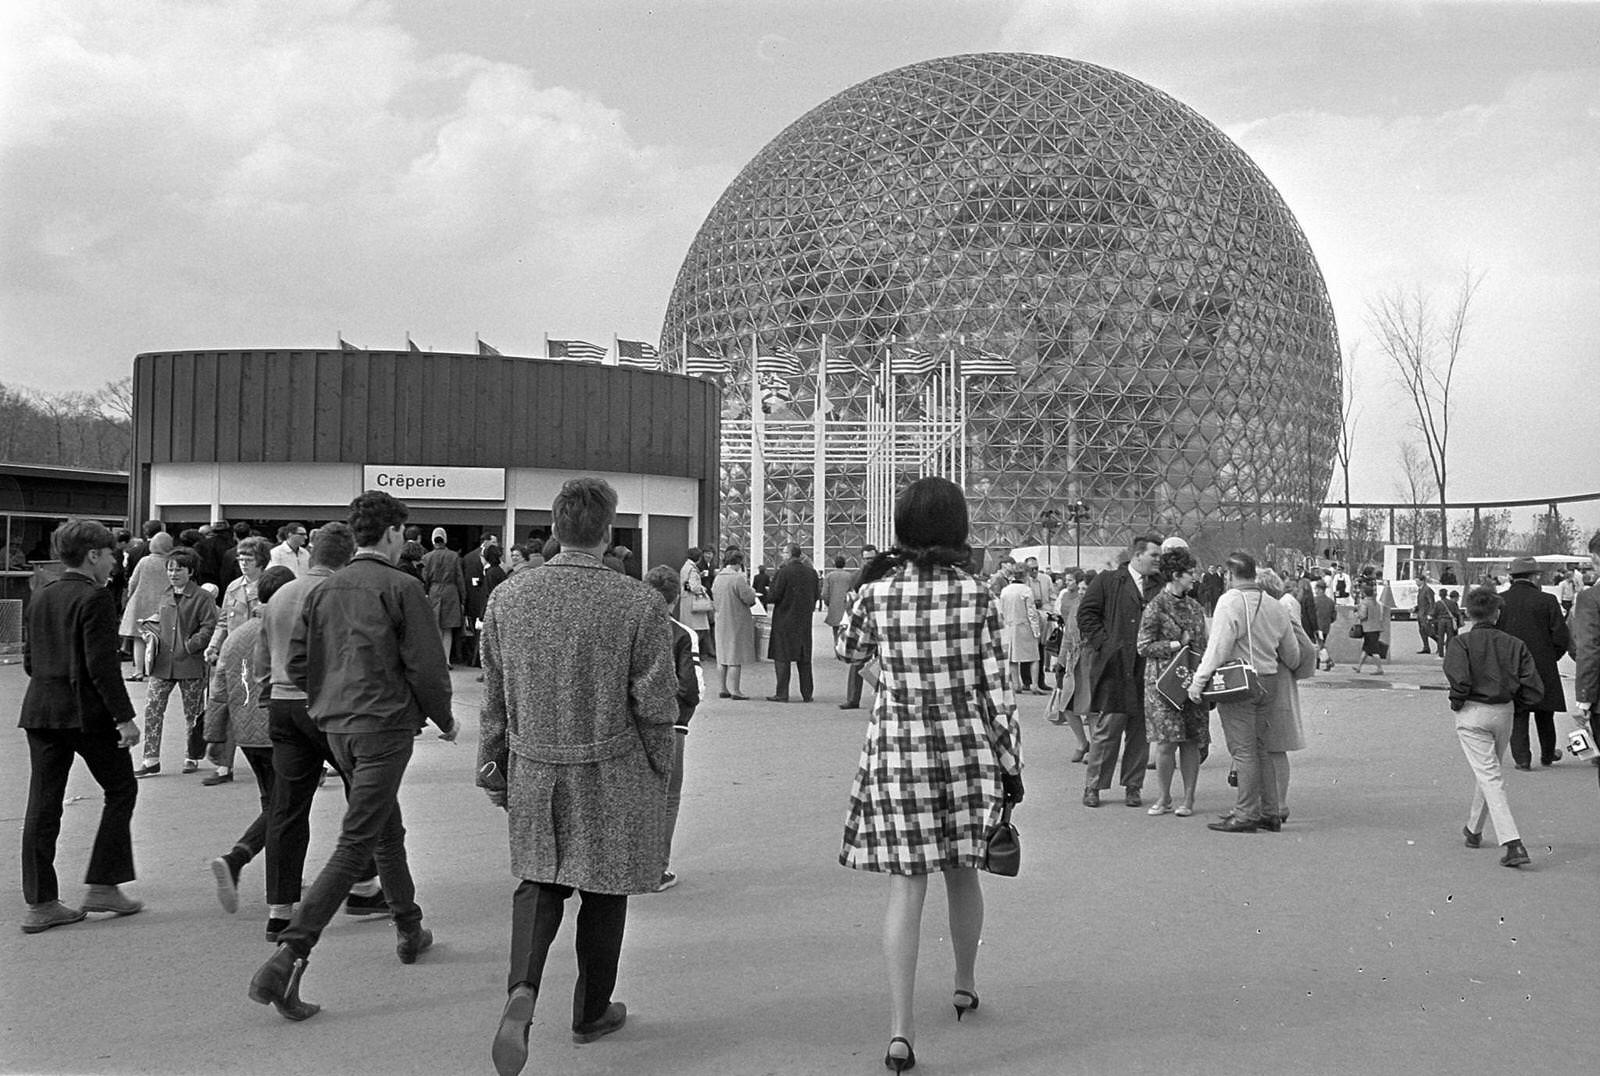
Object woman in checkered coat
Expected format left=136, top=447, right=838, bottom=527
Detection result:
left=836, top=477, right=1023, bottom=1073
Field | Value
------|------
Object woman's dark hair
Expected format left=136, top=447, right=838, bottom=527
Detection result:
left=1464, top=586, right=1502, bottom=622
left=178, top=528, right=203, bottom=548
left=723, top=549, right=744, bottom=568
left=255, top=565, right=296, bottom=605
left=484, top=545, right=502, bottom=566
left=348, top=490, right=408, bottom=547
left=859, top=477, right=972, bottom=587
left=1156, top=548, right=1197, bottom=583
left=167, top=547, right=200, bottom=574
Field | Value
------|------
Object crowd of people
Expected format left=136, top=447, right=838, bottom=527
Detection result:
left=16, top=482, right=1600, bottom=1074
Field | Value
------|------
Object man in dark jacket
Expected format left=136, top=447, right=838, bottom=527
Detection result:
left=18, top=519, right=143, bottom=933
left=1497, top=557, right=1572, bottom=769
left=1415, top=574, right=1438, bottom=654
left=1196, top=565, right=1226, bottom=616
left=766, top=543, right=821, bottom=702
left=1076, top=533, right=1162, bottom=807
left=249, top=490, right=456, bottom=1021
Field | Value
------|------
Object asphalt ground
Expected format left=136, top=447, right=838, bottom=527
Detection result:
left=1, top=614, right=1594, bottom=1076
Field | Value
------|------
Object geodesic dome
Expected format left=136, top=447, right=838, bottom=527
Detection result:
left=661, top=52, right=1340, bottom=558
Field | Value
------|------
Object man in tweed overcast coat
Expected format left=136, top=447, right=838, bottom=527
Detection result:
left=478, top=476, right=678, bottom=1076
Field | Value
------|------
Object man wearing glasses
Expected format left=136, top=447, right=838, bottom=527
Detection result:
left=270, top=523, right=311, bottom=577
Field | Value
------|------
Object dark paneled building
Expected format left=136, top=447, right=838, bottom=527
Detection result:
left=129, top=349, right=721, bottom=567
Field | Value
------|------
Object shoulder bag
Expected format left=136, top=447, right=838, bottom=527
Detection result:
left=1201, top=593, right=1263, bottom=705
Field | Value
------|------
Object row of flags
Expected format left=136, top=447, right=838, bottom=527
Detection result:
left=335, top=332, right=1012, bottom=380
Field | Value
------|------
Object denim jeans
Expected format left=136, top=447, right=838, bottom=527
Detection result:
left=276, top=728, right=420, bottom=957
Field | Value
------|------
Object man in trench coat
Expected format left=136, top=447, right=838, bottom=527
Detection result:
left=766, top=543, right=821, bottom=702
left=477, top=476, right=678, bottom=1073
left=1076, top=533, right=1162, bottom=807
left=1498, top=557, right=1572, bottom=769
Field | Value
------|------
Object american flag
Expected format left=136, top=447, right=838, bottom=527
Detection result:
left=755, top=343, right=805, bottom=380
left=759, top=373, right=794, bottom=414
left=955, top=345, right=1015, bottom=377
left=683, top=343, right=727, bottom=378
left=547, top=338, right=607, bottom=362
left=889, top=344, right=937, bottom=376
left=616, top=338, right=660, bottom=369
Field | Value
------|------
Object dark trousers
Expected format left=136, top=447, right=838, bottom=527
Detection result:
left=265, top=699, right=373, bottom=906
left=221, top=746, right=276, bottom=870
left=844, top=662, right=863, bottom=706
left=1511, top=707, right=1559, bottom=767
left=22, top=727, right=138, bottom=905
left=1083, top=710, right=1149, bottom=792
left=1418, top=618, right=1436, bottom=652
left=509, top=880, right=628, bottom=1029
left=773, top=660, right=814, bottom=701
left=277, top=729, right=420, bottom=958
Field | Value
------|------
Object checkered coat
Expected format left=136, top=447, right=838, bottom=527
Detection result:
left=836, top=562, right=1022, bottom=875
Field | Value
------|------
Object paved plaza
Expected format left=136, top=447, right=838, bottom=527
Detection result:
left=1, top=618, right=1593, bottom=1076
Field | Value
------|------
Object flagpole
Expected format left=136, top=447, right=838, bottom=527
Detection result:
left=750, top=330, right=764, bottom=570
left=812, top=337, right=827, bottom=564
left=607, top=334, right=619, bottom=367
left=543, top=333, right=550, bottom=360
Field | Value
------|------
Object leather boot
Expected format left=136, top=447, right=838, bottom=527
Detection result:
left=249, top=945, right=320, bottom=1020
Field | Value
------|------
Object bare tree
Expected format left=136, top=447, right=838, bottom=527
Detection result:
left=97, top=376, right=134, bottom=423
left=1452, top=508, right=1515, bottom=559
left=1366, top=266, right=1484, bottom=558
left=1393, top=440, right=1440, bottom=547
left=1331, top=341, right=1361, bottom=561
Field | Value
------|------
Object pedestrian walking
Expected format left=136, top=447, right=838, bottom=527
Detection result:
left=1444, top=587, right=1541, bottom=867
left=477, top=477, right=677, bottom=1075
left=836, top=477, right=1023, bottom=1074
left=18, top=519, right=144, bottom=933
left=248, top=491, right=456, bottom=1021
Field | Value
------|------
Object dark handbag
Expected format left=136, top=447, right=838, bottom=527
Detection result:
left=1045, top=617, right=1064, bottom=652
left=1156, top=644, right=1203, bottom=711
left=1347, top=621, right=1364, bottom=639
left=1200, top=593, right=1263, bottom=704
left=983, top=801, right=1020, bottom=877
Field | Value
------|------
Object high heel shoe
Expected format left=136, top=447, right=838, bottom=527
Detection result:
left=953, top=989, right=980, bottom=1021
left=884, top=1036, right=916, bottom=1072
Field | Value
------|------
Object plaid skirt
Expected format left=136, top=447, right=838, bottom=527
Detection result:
left=841, top=699, right=1003, bottom=875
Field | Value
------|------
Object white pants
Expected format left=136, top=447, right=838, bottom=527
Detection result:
left=1455, top=700, right=1519, bottom=844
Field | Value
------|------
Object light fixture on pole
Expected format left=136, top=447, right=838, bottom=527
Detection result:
left=1070, top=499, right=1090, bottom=568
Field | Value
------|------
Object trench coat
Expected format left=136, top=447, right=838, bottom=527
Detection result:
left=477, top=551, right=677, bottom=894
left=766, top=557, right=820, bottom=662
left=118, top=547, right=172, bottom=637
left=678, top=558, right=710, bottom=631
left=1077, top=566, right=1156, bottom=718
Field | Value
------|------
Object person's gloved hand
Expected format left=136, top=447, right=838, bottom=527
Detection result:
left=1001, top=772, right=1025, bottom=804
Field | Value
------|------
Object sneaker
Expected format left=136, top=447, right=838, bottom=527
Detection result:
left=344, top=891, right=390, bottom=917
left=21, top=900, right=88, bottom=934
left=181, top=759, right=200, bottom=774
left=210, top=856, right=241, bottom=914
left=654, top=871, right=679, bottom=892
left=81, top=884, right=143, bottom=917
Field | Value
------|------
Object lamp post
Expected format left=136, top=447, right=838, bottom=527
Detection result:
left=1070, top=499, right=1090, bottom=568
left=1038, top=508, right=1061, bottom=572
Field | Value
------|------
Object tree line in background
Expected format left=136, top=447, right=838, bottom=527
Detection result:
left=0, top=378, right=133, bottom=471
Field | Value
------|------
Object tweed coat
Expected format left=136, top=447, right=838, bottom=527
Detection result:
left=1572, top=582, right=1600, bottom=710
left=766, top=556, right=820, bottom=661
left=1496, top=579, right=1572, bottom=711
left=477, top=551, right=677, bottom=894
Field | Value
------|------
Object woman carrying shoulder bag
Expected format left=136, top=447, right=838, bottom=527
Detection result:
left=837, top=477, right=1023, bottom=1073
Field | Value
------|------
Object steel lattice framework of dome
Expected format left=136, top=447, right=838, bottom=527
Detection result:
left=661, top=52, right=1340, bottom=557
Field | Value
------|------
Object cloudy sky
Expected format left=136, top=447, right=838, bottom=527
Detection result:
left=2, top=0, right=1596, bottom=529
